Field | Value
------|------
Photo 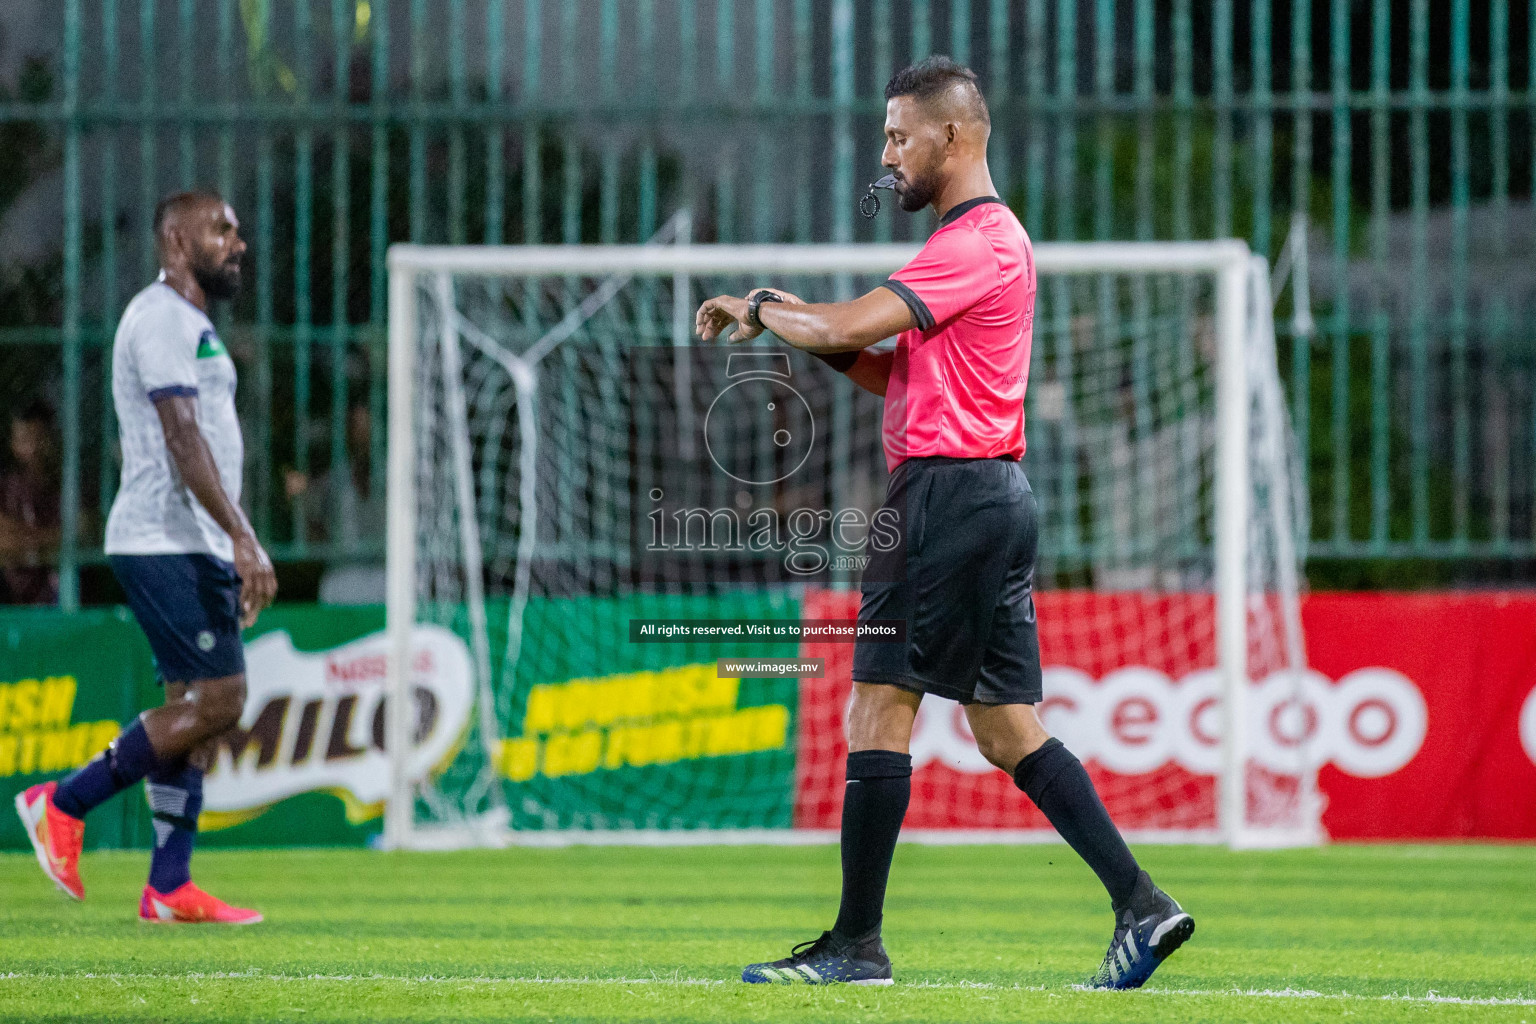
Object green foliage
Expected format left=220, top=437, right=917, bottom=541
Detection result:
left=0, top=843, right=1530, bottom=1022
left=237, top=0, right=295, bottom=95
left=237, top=0, right=370, bottom=95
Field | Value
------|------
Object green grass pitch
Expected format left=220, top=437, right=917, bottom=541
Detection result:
left=2, top=842, right=1533, bottom=1023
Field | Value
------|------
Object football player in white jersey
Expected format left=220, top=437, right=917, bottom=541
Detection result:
left=16, top=191, right=276, bottom=924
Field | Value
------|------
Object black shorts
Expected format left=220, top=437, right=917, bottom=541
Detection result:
left=853, top=456, right=1043, bottom=705
left=109, top=553, right=246, bottom=685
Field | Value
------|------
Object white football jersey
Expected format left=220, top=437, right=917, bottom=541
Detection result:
left=104, top=281, right=244, bottom=561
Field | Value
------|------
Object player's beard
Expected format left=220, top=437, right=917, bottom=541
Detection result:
left=192, top=251, right=242, bottom=301
left=895, top=164, right=941, bottom=212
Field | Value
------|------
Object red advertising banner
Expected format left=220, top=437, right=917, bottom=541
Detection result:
left=1303, top=593, right=1536, bottom=840
left=795, top=589, right=1536, bottom=840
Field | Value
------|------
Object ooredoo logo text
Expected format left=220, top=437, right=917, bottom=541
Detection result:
left=1520, top=686, right=1536, bottom=769
left=905, top=666, right=1428, bottom=779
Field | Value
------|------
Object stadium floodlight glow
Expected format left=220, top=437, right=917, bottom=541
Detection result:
left=385, top=237, right=1319, bottom=852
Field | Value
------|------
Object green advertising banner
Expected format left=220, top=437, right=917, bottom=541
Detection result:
left=0, top=609, right=158, bottom=852
left=492, top=590, right=803, bottom=832
left=2, top=592, right=803, bottom=852
left=0, top=606, right=395, bottom=852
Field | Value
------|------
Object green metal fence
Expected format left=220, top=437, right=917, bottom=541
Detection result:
left=1, top=0, right=1534, bottom=606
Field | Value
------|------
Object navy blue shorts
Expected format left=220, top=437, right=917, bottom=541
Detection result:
left=109, top=553, right=246, bottom=685
left=853, top=456, right=1043, bottom=706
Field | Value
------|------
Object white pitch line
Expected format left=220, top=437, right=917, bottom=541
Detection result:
left=1, top=972, right=1532, bottom=1007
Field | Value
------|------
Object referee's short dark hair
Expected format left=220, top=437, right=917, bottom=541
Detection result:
left=884, top=55, right=990, bottom=129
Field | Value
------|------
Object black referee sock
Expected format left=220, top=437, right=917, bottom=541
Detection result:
left=1013, top=738, right=1141, bottom=910
left=831, top=750, right=912, bottom=943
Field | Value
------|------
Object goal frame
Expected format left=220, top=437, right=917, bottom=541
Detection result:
left=383, top=239, right=1308, bottom=851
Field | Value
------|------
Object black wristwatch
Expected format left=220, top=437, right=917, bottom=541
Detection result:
left=746, top=289, right=783, bottom=329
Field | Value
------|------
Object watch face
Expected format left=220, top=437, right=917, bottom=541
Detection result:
left=703, top=373, right=816, bottom=485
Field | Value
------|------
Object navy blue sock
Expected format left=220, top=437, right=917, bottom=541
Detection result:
left=54, top=717, right=161, bottom=820
left=146, top=761, right=202, bottom=893
left=832, top=750, right=912, bottom=942
left=1013, top=738, right=1141, bottom=909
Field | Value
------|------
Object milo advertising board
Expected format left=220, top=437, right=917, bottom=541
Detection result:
left=198, top=605, right=400, bottom=847
left=200, top=621, right=474, bottom=842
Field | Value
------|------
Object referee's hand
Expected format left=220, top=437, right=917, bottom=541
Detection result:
left=695, top=290, right=805, bottom=344
left=695, top=294, right=750, bottom=343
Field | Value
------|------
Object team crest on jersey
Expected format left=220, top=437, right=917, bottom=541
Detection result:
left=196, top=329, right=227, bottom=359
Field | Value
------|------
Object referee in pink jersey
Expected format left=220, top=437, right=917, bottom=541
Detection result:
left=697, top=56, right=1193, bottom=990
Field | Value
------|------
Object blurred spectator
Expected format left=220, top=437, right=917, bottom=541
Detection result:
left=0, top=400, right=62, bottom=604
left=285, top=400, right=386, bottom=604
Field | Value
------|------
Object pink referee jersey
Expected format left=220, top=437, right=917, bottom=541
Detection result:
left=878, top=196, right=1036, bottom=473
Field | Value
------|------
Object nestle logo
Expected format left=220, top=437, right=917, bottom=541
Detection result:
left=323, top=649, right=437, bottom=686
left=325, top=653, right=387, bottom=685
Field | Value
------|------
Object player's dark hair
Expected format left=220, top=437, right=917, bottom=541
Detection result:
left=152, top=190, right=225, bottom=238
left=884, top=55, right=990, bottom=128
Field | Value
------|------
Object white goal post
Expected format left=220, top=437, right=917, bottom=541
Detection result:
left=384, top=239, right=1317, bottom=852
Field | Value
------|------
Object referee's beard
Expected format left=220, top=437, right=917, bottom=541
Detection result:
left=894, top=165, right=941, bottom=213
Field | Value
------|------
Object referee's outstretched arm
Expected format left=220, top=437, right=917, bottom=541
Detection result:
left=693, top=286, right=913, bottom=396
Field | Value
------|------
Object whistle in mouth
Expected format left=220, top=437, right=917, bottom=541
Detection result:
left=859, top=175, right=899, bottom=219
